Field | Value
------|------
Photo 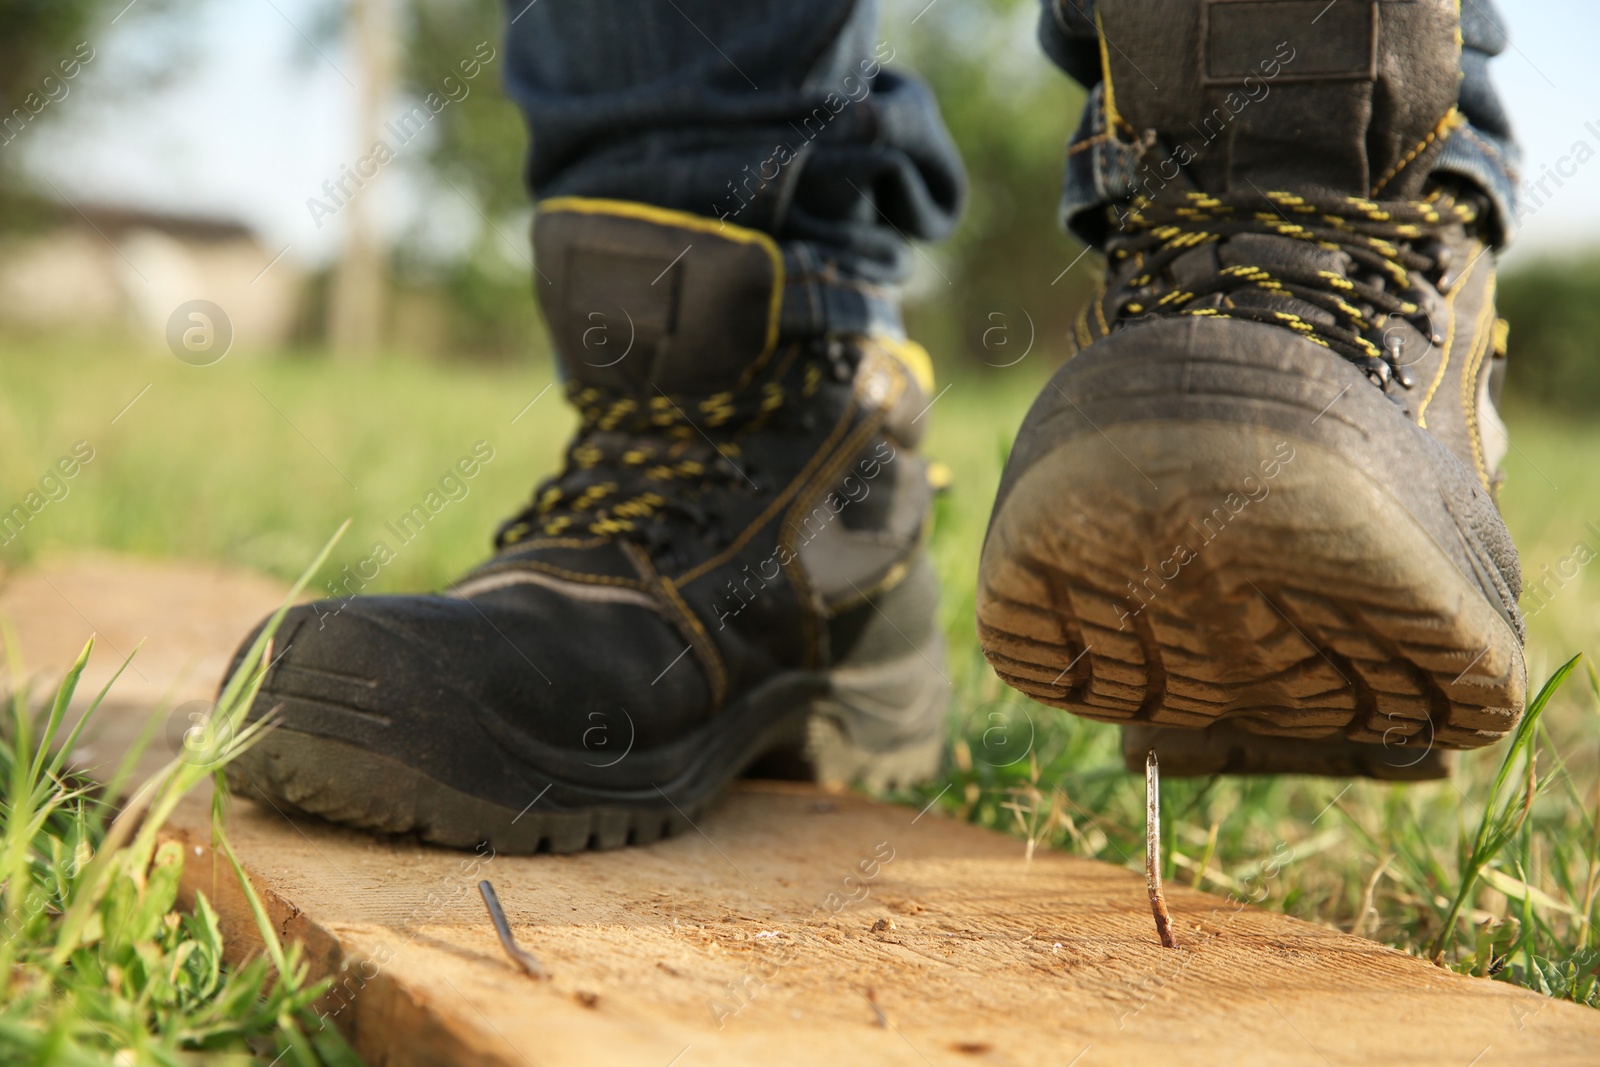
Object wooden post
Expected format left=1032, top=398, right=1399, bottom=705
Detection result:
left=327, top=0, right=396, bottom=359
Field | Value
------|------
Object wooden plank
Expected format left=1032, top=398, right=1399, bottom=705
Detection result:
left=0, top=552, right=290, bottom=783
left=9, top=555, right=1600, bottom=1066
left=168, top=782, right=1599, bottom=1067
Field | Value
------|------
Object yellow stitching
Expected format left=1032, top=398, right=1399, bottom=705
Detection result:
left=673, top=390, right=866, bottom=585
left=729, top=337, right=789, bottom=393
left=1459, top=277, right=1499, bottom=490
left=538, top=196, right=784, bottom=363
left=775, top=368, right=902, bottom=666
left=1094, top=11, right=1123, bottom=133
left=1416, top=265, right=1464, bottom=428
left=1073, top=304, right=1094, bottom=350
left=640, top=551, right=728, bottom=709
left=618, top=539, right=725, bottom=706
left=1371, top=108, right=1464, bottom=196
left=505, top=536, right=609, bottom=551
left=661, top=578, right=729, bottom=707
left=778, top=533, right=824, bottom=669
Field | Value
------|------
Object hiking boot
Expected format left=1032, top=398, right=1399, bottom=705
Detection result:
left=978, top=0, right=1524, bottom=780
left=223, top=200, right=948, bottom=851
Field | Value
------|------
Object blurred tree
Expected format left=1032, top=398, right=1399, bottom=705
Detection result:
left=0, top=1, right=106, bottom=119
left=1499, top=250, right=1600, bottom=413
left=328, top=0, right=400, bottom=360
left=399, top=0, right=525, bottom=223
left=889, top=0, right=1094, bottom=370
left=0, top=0, right=192, bottom=230
left=388, top=0, right=538, bottom=357
left=0, top=0, right=118, bottom=226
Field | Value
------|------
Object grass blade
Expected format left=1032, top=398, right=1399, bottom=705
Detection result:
left=28, top=637, right=93, bottom=783
left=1429, top=654, right=1583, bottom=961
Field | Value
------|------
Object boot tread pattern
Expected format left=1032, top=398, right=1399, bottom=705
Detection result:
left=978, top=550, right=1522, bottom=751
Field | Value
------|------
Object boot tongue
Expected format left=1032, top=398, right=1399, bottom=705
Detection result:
left=1097, top=0, right=1461, bottom=201
left=533, top=200, right=783, bottom=397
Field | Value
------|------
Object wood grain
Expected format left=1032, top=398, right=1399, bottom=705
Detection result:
left=7, top=554, right=1598, bottom=1066
left=168, top=781, right=1600, bottom=1067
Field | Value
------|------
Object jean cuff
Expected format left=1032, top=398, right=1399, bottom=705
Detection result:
left=780, top=242, right=905, bottom=340
left=1434, top=124, right=1522, bottom=248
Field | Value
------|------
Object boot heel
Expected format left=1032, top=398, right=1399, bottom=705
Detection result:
left=804, top=634, right=949, bottom=789
left=1121, top=722, right=1456, bottom=782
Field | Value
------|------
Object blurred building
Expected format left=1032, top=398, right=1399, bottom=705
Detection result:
left=0, top=204, right=303, bottom=349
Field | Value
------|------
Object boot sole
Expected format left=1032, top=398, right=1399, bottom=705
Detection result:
left=978, top=421, right=1525, bottom=771
left=226, top=639, right=948, bottom=854
left=1119, top=721, right=1457, bottom=781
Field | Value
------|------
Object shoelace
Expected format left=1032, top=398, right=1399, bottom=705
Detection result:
left=1105, top=189, right=1478, bottom=385
left=495, top=358, right=827, bottom=547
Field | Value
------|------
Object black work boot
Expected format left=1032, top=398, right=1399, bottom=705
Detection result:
left=224, top=200, right=948, bottom=851
left=978, top=0, right=1524, bottom=780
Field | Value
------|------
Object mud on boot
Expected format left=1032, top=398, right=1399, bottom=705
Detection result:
left=977, top=0, right=1524, bottom=779
left=224, top=200, right=949, bottom=851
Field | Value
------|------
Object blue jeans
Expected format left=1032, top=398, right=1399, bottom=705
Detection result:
left=503, top=0, right=1520, bottom=336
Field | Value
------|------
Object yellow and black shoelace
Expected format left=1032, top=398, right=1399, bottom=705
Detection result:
left=1102, top=189, right=1477, bottom=382
left=495, top=360, right=825, bottom=546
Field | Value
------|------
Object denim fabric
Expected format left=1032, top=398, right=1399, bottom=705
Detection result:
left=501, top=0, right=966, bottom=336
left=1442, top=0, right=1522, bottom=247
left=1038, top=0, right=1524, bottom=248
left=502, top=0, right=1524, bottom=339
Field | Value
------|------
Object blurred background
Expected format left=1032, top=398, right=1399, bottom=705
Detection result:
left=5, top=0, right=1600, bottom=365
left=0, top=0, right=1584, bottom=360
left=2, top=0, right=1600, bottom=967
left=2, top=0, right=1595, bottom=611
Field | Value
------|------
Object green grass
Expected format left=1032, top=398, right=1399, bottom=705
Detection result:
left=0, top=531, right=361, bottom=1065
left=914, top=368, right=1600, bottom=999
left=2, top=331, right=1599, bottom=1030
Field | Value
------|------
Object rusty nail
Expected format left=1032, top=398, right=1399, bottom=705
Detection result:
left=479, top=879, right=549, bottom=980
left=1146, top=750, right=1178, bottom=949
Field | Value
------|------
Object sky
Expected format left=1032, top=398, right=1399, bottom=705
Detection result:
left=18, top=0, right=1600, bottom=270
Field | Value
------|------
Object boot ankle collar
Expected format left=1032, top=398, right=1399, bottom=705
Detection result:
left=533, top=198, right=905, bottom=396
left=534, top=198, right=783, bottom=396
